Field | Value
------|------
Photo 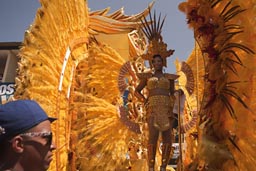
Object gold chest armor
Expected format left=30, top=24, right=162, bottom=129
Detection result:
left=147, top=76, right=170, bottom=90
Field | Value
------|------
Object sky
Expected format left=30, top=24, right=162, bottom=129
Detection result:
left=0, top=0, right=194, bottom=73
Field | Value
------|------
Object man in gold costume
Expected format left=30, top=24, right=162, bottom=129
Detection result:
left=135, top=54, right=179, bottom=171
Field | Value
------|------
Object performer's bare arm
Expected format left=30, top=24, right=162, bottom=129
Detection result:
left=135, top=78, right=147, bottom=102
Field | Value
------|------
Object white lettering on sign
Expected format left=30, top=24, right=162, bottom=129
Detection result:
left=0, top=84, right=15, bottom=95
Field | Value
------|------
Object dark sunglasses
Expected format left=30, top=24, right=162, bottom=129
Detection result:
left=20, top=131, right=53, bottom=145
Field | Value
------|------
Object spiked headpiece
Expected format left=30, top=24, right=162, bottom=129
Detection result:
left=140, top=10, right=174, bottom=68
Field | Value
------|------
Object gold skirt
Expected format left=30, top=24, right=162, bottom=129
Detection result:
left=146, top=95, right=174, bottom=131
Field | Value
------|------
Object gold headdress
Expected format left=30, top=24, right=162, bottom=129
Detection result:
left=140, top=10, right=174, bottom=67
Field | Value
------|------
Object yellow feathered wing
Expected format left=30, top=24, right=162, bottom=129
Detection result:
left=14, top=0, right=89, bottom=170
left=73, top=38, right=148, bottom=170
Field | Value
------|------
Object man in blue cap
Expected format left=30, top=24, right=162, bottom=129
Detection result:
left=0, top=100, right=56, bottom=171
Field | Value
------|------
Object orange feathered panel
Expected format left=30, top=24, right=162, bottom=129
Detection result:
left=179, top=0, right=256, bottom=170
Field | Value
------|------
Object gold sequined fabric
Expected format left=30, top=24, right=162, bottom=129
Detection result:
left=147, top=95, right=174, bottom=131
left=147, top=76, right=170, bottom=90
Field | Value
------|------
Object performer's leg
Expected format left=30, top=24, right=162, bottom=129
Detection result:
left=147, top=116, right=159, bottom=171
left=160, top=118, right=173, bottom=171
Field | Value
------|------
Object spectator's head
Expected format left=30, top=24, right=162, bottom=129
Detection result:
left=0, top=100, right=56, bottom=171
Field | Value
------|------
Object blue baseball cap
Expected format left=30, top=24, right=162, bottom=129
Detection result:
left=0, top=100, right=56, bottom=143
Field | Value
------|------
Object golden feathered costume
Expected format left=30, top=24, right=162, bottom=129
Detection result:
left=14, top=0, right=155, bottom=170
left=13, top=0, right=256, bottom=171
left=179, top=0, right=256, bottom=170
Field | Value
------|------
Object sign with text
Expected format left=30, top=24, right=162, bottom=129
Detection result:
left=0, top=83, right=15, bottom=104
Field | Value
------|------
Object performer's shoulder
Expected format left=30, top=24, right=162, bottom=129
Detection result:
left=136, top=72, right=152, bottom=79
left=164, top=73, right=179, bottom=80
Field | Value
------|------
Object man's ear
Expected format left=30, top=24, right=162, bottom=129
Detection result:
left=11, top=136, right=25, bottom=153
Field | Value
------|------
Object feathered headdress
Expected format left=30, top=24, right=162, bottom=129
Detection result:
left=140, top=9, right=174, bottom=68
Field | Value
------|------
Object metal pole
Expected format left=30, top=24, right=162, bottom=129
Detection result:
left=178, top=90, right=183, bottom=171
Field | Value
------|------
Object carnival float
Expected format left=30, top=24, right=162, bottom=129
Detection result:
left=13, top=0, right=256, bottom=171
